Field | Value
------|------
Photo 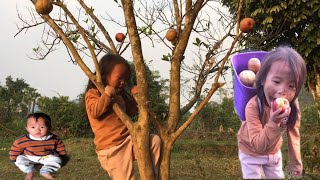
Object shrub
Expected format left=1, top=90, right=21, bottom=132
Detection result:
left=190, top=97, right=240, bottom=134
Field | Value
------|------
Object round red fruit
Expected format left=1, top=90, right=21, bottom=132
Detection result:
left=240, top=18, right=255, bottom=33
left=239, top=70, right=256, bottom=87
left=165, top=28, right=177, bottom=42
left=115, top=33, right=125, bottom=42
left=272, top=98, right=289, bottom=112
left=35, top=0, right=53, bottom=15
left=248, top=57, right=261, bottom=74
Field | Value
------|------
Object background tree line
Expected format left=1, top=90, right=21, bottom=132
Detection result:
left=1, top=74, right=318, bottom=138
left=1, top=73, right=319, bottom=177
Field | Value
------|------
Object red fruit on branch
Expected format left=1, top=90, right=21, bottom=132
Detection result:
left=35, top=0, right=53, bottom=15
left=165, top=28, right=177, bottom=42
left=115, top=33, right=125, bottom=42
left=240, top=18, right=255, bottom=33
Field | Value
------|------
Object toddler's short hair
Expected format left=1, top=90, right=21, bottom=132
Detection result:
left=26, top=112, right=52, bottom=131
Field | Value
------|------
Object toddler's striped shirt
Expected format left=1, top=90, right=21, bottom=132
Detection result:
left=9, top=133, right=66, bottom=162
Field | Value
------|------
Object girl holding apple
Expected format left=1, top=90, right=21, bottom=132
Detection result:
left=237, top=46, right=307, bottom=179
left=84, top=54, right=161, bottom=180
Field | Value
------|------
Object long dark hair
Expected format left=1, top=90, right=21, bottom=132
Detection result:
left=255, top=46, right=307, bottom=127
left=85, top=54, right=132, bottom=94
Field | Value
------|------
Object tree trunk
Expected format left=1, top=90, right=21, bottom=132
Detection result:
left=307, top=73, right=320, bottom=119
left=132, top=123, right=155, bottom=180
left=159, top=138, right=174, bottom=180
left=31, top=99, right=36, bottom=113
left=120, top=1, right=155, bottom=179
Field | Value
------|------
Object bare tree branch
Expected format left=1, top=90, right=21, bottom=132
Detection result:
left=77, top=0, right=118, bottom=54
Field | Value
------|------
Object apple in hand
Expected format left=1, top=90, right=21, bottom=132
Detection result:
left=272, top=98, right=289, bottom=113
left=239, top=17, right=255, bottom=33
left=115, top=33, right=125, bottom=42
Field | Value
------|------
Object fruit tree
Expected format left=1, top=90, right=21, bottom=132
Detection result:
left=16, top=0, right=248, bottom=179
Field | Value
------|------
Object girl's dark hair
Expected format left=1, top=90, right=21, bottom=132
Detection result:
left=255, top=46, right=307, bottom=127
left=26, top=112, right=52, bottom=131
left=85, top=54, right=131, bottom=93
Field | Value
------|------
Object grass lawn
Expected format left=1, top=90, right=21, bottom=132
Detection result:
left=1, top=132, right=318, bottom=179
left=1, top=134, right=242, bottom=180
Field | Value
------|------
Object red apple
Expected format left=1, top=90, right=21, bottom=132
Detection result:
left=35, top=0, right=53, bottom=15
left=239, top=17, right=255, bottom=33
left=165, top=28, right=177, bottom=42
left=272, top=98, right=289, bottom=112
left=239, top=70, right=256, bottom=87
left=248, top=57, right=261, bottom=74
left=115, top=33, right=125, bottom=42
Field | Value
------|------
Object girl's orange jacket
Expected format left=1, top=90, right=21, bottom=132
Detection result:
left=85, top=88, right=137, bottom=151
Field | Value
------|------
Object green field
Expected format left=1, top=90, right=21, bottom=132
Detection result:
left=1, top=133, right=242, bottom=180
left=2, top=130, right=319, bottom=180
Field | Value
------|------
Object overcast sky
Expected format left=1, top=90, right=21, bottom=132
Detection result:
left=0, top=1, right=92, bottom=99
left=1, top=1, right=232, bottom=102
left=0, top=1, right=169, bottom=100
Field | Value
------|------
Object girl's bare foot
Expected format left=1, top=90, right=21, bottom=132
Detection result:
left=25, top=172, right=33, bottom=180
left=41, top=173, right=55, bottom=180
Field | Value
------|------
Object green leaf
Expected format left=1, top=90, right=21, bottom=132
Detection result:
left=32, top=47, right=39, bottom=52
left=251, top=8, right=264, bottom=16
left=196, top=37, right=201, bottom=44
left=290, top=23, right=296, bottom=29
left=317, top=38, right=320, bottom=45
left=306, top=24, right=314, bottom=31
left=280, top=2, right=287, bottom=9
left=161, top=55, right=170, bottom=61
left=89, top=7, right=94, bottom=13
left=91, top=25, right=96, bottom=32
left=269, top=5, right=281, bottom=13
left=138, top=26, right=147, bottom=33
left=71, top=35, right=80, bottom=43
left=262, top=16, right=273, bottom=24
left=193, top=38, right=201, bottom=47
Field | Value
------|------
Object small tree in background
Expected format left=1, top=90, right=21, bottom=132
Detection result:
left=0, top=76, right=40, bottom=123
left=37, top=95, right=90, bottom=137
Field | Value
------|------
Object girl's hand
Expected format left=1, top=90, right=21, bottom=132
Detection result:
left=104, top=85, right=116, bottom=98
left=131, top=86, right=139, bottom=95
left=270, top=105, right=291, bottom=125
left=291, top=171, right=302, bottom=178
